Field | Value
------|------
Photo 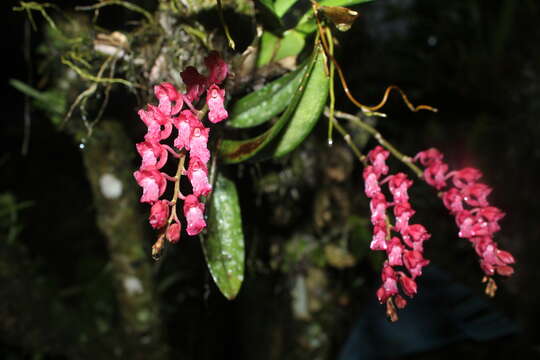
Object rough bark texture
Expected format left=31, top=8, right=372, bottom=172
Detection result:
left=81, top=120, right=169, bottom=360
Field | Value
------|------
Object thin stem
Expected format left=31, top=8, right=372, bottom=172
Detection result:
left=168, top=151, right=186, bottom=225
left=332, top=110, right=424, bottom=178
left=75, top=1, right=155, bottom=24
left=326, top=27, right=336, bottom=146
left=324, top=109, right=366, bottom=165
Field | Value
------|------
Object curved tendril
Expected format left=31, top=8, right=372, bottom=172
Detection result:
left=312, top=3, right=438, bottom=114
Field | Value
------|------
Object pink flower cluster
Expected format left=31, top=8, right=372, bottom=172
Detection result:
left=133, top=52, right=228, bottom=245
left=363, top=146, right=431, bottom=319
left=415, top=148, right=515, bottom=278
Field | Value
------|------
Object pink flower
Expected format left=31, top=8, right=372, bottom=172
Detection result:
left=363, top=166, right=381, bottom=198
left=173, top=110, right=197, bottom=151
left=393, top=202, right=415, bottom=233
left=367, top=146, right=389, bottom=177
left=402, top=224, right=431, bottom=248
left=205, top=51, right=228, bottom=85
left=207, top=85, right=228, bottom=123
left=166, top=222, right=181, bottom=243
left=133, top=169, right=167, bottom=203
left=187, top=157, right=212, bottom=197
left=387, top=237, right=404, bottom=266
left=149, top=200, right=170, bottom=229
left=403, top=250, right=429, bottom=279
left=442, top=188, right=464, bottom=213
left=415, top=148, right=444, bottom=167
left=369, top=192, right=387, bottom=226
left=370, top=224, right=388, bottom=250
left=461, top=183, right=492, bottom=207
left=398, top=272, right=417, bottom=297
left=154, top=82, right=183, bottom=116
left=136, top=141, right=168, bottom=170
left=423, top=161, right=448, bottom=190
left=449, top=167, right=483, bottom=188
left=388, top=173, right=413, bottom=203
left=189, top=127, right=210, bottom=164
left=183, top=195, right=206, bottom=236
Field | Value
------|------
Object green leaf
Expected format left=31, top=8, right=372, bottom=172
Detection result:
left=220, top=48, right=320, bottom=163
left=254, top=0, right=284, bottom=32
left=10, top=79, right=66, bottom=125
left=257, top=30, right=306, bottom=67
left=274, top=0, right=299, bottom=17
left=203, top=173, right=245, bottom=300
left=228, top=58, right=309, bottom=128
left=272, top=47, right=329, bottom=157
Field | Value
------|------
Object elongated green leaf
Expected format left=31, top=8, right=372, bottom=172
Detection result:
left=228, top=58, right=308, bottom=128
left=220, top=48, right=321, bottom=163
left=274, top=0, right=298, bottom=17
left=272, top=48, right=329, bottom=157
left=203, top=173, right=245, bottom=300
left=257, top=30, right=306, bottom=67
left=254, top=0, right=284, bottom=32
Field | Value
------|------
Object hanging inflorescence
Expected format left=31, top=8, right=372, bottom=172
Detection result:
left=133, top=51, right=229, bottom=258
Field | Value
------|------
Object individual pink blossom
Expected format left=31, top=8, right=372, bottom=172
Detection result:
left=449, top=167, right=483, bottom=188
left=415, top=148, right=444, bottom=167
left=363, top=166, right=381, bottom=198
left=461, top=183, right=492, bottom=207
left=189, top=127, right=210, bottom=165
left=136, top=141, right=168, bottom=170
left=368, top=146, right=389, bottom=177
left=173, top=110, right=197, bottom=151
left=183, top=195, right=206, bottom=236
left=166, top=222, right=181, bottom=243
left=393, top=202, right=415, bottom=233
left=388, top=173, right=412, bottom=203
left=442, top=188, right=464, bottom=213
left=387, top=237, right=404, bottom=266
left=133, top=169, right=167, bottom=203
left=149, top=200, right=170, bottom=229
left=423, top=161, right=448, bottom=190
left=154, top=82, right=183, bottom=116
left=369, top=192, right=387, bottom=226
left=398, top=272, right=417, bottom=297
left=187, top=157, right=212, bottom=197
left=403, top=250, right=430, bottom=279
left=370, top=224, right=388, bottom=250
left=402, top=224, right=431, bottom=246
left=207, top=85, right=228, bottom=123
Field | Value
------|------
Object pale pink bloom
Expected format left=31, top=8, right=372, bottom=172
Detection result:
left=207, top=85, right=228, bottom=123
left=393, top=202, right=415, bottom=233
left=369, top=192, right=387, bottom=226
left=183, top=195, right=206, bottom=236
left=388, top=173, right=413, bottom=203
left=363, top=166, right=380, bottom=198
left=149, top=200, right=170, bottom=229
left=154, top=82, right=183, bottom=116
left=166, top=222, right=181, bottom=243
left=173, top=110, right=197, bottom=151
left=136, top=141, right=168, bottom=170
left=189, top=127, right=210, bottom=164
left=370, top=225, right=388, bottom=251
left=187, top=157, right=212, bottom=197
left=403, top=250, right=429, bottom=279
left=367, top=146, right=389, bottom=177
left=133, top=169, right=167, bottom=203
left=387, top=237, right=404, bottom=266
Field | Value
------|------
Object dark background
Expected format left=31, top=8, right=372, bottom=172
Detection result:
left=1, top=0, right=539, bottom=359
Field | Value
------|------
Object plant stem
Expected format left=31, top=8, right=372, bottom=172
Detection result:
left=332, top=110, right=424, bottom=178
